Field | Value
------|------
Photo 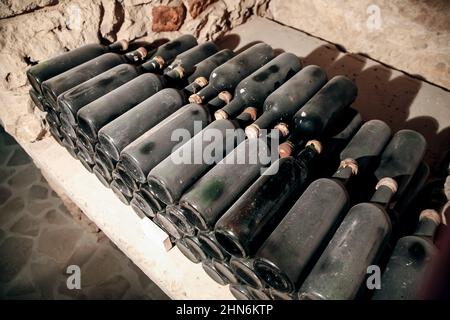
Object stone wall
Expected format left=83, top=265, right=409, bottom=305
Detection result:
left=267, top=0, right=450, bottom=90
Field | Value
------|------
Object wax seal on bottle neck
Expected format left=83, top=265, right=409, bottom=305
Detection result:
left=339, top=158, right=359, bottom=175
left=306, top=140, right=322, bottom=154
left=273, top=122, right=289, bottom=138
left=218, top=91, right=233, bottom=104
left=375, top=177, right=398, bottom=193
left=189, top=93, right=203, bottom=104
left=194, top=77, right=208, bottom=88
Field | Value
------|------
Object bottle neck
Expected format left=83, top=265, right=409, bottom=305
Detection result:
left=414, top=210, right=441, bottom=240
left=233, top=108, right=257, bottom=129
left=108, top=40, right=128, bottom=52
left=123, top=48, right=147, bottom=64
left=140, top=56, right=165, bottom=73
left=332, top=159, right=357, bottom=186
left=219, top=97, right=245, bottom=120
left=193, top=85, right=219, bottom=104
left=295, top=144, right=320, bottom=167
left=206, top=96, right=226, bottom=113
left=369, top=177, right=398, bottom=210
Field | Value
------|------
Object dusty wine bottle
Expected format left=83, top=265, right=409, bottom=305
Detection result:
left=119, top=103, right=212, bottom=183
left=253, top=120, right=391, bottom=293
left=97, top=88, right=186, bottom=161
left=155, top=211, right=187, bottom=239
left=139, top=35, right=197, bottom=73
left=372, top=209, right=441, bottom=300
left=130, top=186, right=163, bottom=218
left=180, top=236, right=210, bottom=262
left=278, top=75, right=357, bottom=156
left=93, top=164, right=112, bottom=187
left=230, top=257, right=265, bottom=289
left=110, top=179, right=132, bottom=205
left=41, top=47, right=147, bottom=109
left=178, top=138, right=271, bottom=231
left=214, top=52, right=302, bottom=120
left=245, top=65, right=327, bottom=138
left=27, top=39, right=128, bottom=94
left=147, top=111, right=254, bottom=205
left=57, top=47, right=162, bottom=125
left=198, top=231, right=231, bottom=261
left=94, top=144, right=117, bottom=173
left=214, top=141, right=321, bottom=259
left=184, top=49, right=234, bottom=94
left=189, top=43, right=274, bottom=104
left=77, top=73, right=166, bottom=141
left=163, top=42, right=219, bottom=79
left=298, top=130, right=427, bottom=300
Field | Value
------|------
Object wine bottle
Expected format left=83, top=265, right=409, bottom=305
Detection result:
left=298, top=130, right=427, bottom=300
left=278, top=75, right=357, bottom=156
left=27, top=39, right=128, bottom=94
left=77, top=73, right=166, bottom=141
left=147, top=111, right=255, bottom=205
left=189, top=43, right=274, bottom=104
left=97, top=88, right=186, bottom=161
left=41, top=48, right=147, bottom=109
left=248, top=287, right=271, bottom=300
left=156, top=211, right=186, bottom=240
left=180, top=236, right=210, bottom=262
left=164, top=205, right=197, bottom=237
left=29, top=88, right=45, bottom=112
left=93, top=163, right=112, bottom=187
left=110, top=179, right=132, bottom=205
left=116, top=165, right=139, bottom=192
left=119, top=101, right=221, bottom=184
left=214, top=141, right=321, bottom=259
left=94, top=144, right=117, bottom=173
left=198, top=230, right=230, bottom=261
left=230, top=257, right=265, bottom=289
left=245, top=65, right=327, bottom=138
left=164, top=42, right=219, bottom=79
left=178, top=137, right=271, bottom=231
left=373, top=209, right=441, bottom=300
left=214, top=52, right=302, bottom=120
left=229, top=284, right=254, bottom=300
left=202, top=259, right=228, bottom=286
left=212, top=259, right=239, bottom=285
left=130, top=184, right=164, bottom=218
left=176, top=237, right=204, bottom=264
left=48, top=125, right=63, bottom=146
left=270, top=289, right=297, bottom=300
left=184, top=49, right=234, bottom=94
left=57, top=48, right=154, bottom=126
left=138, top=35, right=197, bottom=73
left=61, top=137, right=78, bottom=159
left=77, top=150, right=94, bottom=173
left=253, top=120, right=391, bottom=293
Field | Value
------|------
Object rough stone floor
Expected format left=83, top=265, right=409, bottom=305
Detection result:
left=0, top=127, right=169, bottom=299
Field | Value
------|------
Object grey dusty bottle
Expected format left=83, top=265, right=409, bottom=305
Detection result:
left=94, top=144, right=117, bottom=173
left=164, top=42, right=219, bottom=79
left=245, top=65, right=327, bottom=138
left=139, top=35, right=197, bottom=73
left=57, top=48, right=151, bottom=125
left=278, top=75, right=357, bottom=157
left=77, top=73, right=166, bottom=141
left=147, top=112, right=255, bottom=205
left=119, top=103, right=213, bottom=183
left=27, top=39, right=128, bottom=94
left=189, top=43, right=274, bottom=104
left=253, top=120, right=392, bottom=293
left=176, top=237, right=204, bottom=264
left=129, top=184, right=164, bottom=218
left=178, top=138, right=271, bottom=231
left=97, top=88, right=187, bottom=161
left=214, top=141, right=321, bottom=259
left=298, top=129, right=427, bottom=300
left=372, top=209, right=441, bottom=300
left=41, top=47, right=147, bottom=109
left=184, top=49, right=234, bottom=94
left=214, top=52, right=302, bottom=120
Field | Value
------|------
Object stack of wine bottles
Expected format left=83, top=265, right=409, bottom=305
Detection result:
left=27, top=35, right=442, bottom=300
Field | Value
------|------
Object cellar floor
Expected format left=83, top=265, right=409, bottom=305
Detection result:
left=0, top=127, right=168, bottom=299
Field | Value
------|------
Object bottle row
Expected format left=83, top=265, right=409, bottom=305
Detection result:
left=26, top=35, right=444, bottom=300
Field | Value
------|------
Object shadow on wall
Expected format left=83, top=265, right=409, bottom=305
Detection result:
left=216, top=34, right=450, bottom=173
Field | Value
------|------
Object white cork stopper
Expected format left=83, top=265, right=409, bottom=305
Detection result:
left=214, top=109, right=229, bottom=120
left=189, top=93, right=203, bottom=104
left=419, top=209, right=441, bottom=225
left=375, top=177, right=398, bottom=193
left=339, top=158, right=359, bottom=175
left=306, top=140, right=323, bottom=154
